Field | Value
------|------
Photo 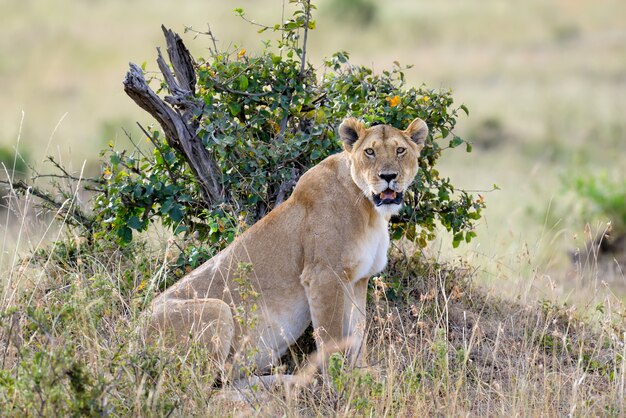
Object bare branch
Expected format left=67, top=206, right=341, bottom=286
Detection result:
left=183, top=24, right=219, bottom=57
left=0, top=179, right=93, bottom=230
left=123, top=27, right=225, bottom=205
left=121, top=127, right=149, bottom=159
left=40, top=157, right=102, bottom=184
left=29, top=173, right=103, bottom=185
left=161, top=25, right=196, bottom=94
left=299, top=0, right=311, bottom=78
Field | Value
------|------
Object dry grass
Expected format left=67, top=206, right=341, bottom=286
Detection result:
left=1, top=216, right=624, bottom=415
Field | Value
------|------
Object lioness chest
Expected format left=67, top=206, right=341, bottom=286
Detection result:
left=349, top=213, right=390, bottom=281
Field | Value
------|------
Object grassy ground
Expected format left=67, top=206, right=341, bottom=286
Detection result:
left=1, top=231, right=625, bottom=415
left=1, top=0, right=626, bottom=415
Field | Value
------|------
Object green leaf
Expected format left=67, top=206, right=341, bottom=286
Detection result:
left=460, top=104, right=469, bottom=116
left=449, top=136, right=464, bottom=148
left=174, top=225, right=188, bottom=235
left=161, top=199, right=173, bottom=215
left=127, top=215, right=143, bottom=230
left=110, top=154, right=120, bottom=165
left=452, top=232, right=463, bottom=248
left=117, top=226, right=132, bottom=243
left=169, top=205, right=184, bottom=223
left=239, top=75, right=249, bottom=90
left=228, top=102, right=241, bottom=116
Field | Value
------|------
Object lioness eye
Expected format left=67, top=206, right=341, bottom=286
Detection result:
left=364, top=148, right=375, bottom=157
left=397, top=147, right=406, bottom=155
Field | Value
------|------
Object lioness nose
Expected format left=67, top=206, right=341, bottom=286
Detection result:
left=379, top=173, right=397, bottom=183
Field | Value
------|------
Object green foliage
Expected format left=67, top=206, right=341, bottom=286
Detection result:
left=327, top=352, right=383, bottom=413
left=431, top=327, right=450, bottom=388
left=328, top=0, right=378, bottom=26
left=231, top=262, right=262, bottom=378
left=92, top=0, right=483, bottom=252
left=0, top=145, right=28, bottom=176
left=569, top=172, right=626, bottom=234
left=0, top=344, right=107, bottom=416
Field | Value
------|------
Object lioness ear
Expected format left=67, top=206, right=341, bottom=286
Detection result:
left=339, top=118, right=365, bottom=152
left=404, top=118, right=429, bottom=149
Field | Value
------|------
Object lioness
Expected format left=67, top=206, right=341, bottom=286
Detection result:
left=147, top=117, right=428, bottom=383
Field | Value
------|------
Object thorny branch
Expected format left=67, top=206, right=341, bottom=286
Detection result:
left=0, top=178, right=94, bottom=231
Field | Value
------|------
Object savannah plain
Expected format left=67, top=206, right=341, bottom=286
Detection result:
left=1, top=0, right=626, bottom=415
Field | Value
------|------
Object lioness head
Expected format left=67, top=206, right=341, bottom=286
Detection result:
left=339, top=118, right=428, bottom=216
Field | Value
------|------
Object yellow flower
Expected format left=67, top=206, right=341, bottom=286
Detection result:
left=136, top=279, right=147, bottom=291
left=238, top=48, right=246, bottom=59
left=269, top=120, right=280, bottom=134
left=422, top=95, right=430, bottom=103
left=386, top=95, right=400, bottom=108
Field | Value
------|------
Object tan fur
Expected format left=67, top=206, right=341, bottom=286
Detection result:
left=146, top=117, right=428, bottom=383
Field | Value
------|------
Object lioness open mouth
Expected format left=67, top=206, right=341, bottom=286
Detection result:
left=372, top=189, right=403, bottom=206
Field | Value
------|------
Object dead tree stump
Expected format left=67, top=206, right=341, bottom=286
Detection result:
left=122, top=26, right=223, bottom=207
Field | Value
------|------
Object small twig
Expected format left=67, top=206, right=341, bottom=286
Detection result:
left=122, top=127, right=149, bottom=160
left=277, top=0, right=312, bottom=143
left=210, top=78, right=271, bottom=99
left=300, top=93, right=327, bottom=112
left=235, top=11, right=290, bottom=32
left=30, top=173, right=103, bottom=185
left=136, top=122, right=180, bottom=185
left=455, top=185, right=499, bottom=194
left=299, top=0, right=311, bottom=78
left=207, top=24, right=219, bottom=56
left=184, top=24, right=220, bottom=57
left=45, top=156, right=73, bottom=178
left=275, top=167, right=299, bottom=206
left=27, top=156, right=102, bottom=185
left=0, top=179, right=93, bottom=230
left=1, top=312, right=18, bottom=369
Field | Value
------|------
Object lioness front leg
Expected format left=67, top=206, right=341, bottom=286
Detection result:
left=347, top=277, right=369, bottom=366
left=302, top=270, right=368, bottom=370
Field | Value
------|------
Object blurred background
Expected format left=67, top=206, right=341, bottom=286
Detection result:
left=1, top=0, right=625, bottom=306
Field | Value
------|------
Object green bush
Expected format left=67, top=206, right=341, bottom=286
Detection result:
left=328, top=0, right=378, bottom=26
left=0, top=145, right=28, bottom=177
left=92, top=1, right=484, bottom=255
left=570, top=172, right=626, bottom=235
